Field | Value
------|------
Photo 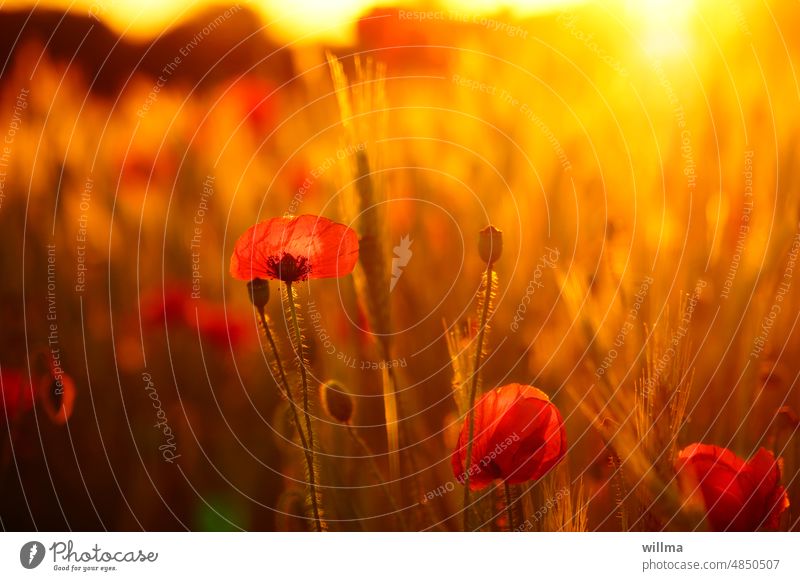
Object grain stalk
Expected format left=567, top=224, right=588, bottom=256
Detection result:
left=327, top=53, right=404, bottom=495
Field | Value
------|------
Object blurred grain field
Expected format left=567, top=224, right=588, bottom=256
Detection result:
left=0, top=1, right=798, bottom=531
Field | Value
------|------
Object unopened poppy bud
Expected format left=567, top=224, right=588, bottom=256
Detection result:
left=247, top=278, right=270, bottom=310
left=443, top=410, right=460, bottom=451
left=776, top=406, right=799, bottom=432
left=478, top=225, right=503, bottom=265
left=36, top=352, right=76, bottom=426
left=275, top=489, right=307, bottom=532
left=320, top=379, right=354, bottom=424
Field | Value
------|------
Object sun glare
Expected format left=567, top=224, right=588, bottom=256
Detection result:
left=0, top=0, right=730, bottom=51
left=624, top=0, right=700, bottom=56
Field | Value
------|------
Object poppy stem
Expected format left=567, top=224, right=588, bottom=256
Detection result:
left=285, top=282, right=323, bottom=532
left=346, top=424, right=406, bottom=531
left=462, top=263, right=494, bottom=531
left=255, top=307, right=313, bottom=473
left=504, top=482, right=516, bottom=531
left=0, top=423, right=12, bottom=486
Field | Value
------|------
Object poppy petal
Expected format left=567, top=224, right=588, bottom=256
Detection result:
left=675, top=444, right=789, bottom=531
left=230, top=215, right=358, bottom=282
left=452, top=383, right=567, bottom=491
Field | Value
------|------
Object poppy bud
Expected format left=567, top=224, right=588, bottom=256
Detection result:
left=247, top=278, right=270, bottom=310
left=772, top=406, right=799, bottom=445
left=478, top=225, right=503, bottom=265
left=276, top=488, right=308, bottom=532
left=776, top=405, right=799, bottom=430
left=38, top=367, right=76, bottom=425
left=443, top=410, right=460, bottom=451
left=271, top=399, right=298, bottom=447
left=320, top=379, right=354, bottom=424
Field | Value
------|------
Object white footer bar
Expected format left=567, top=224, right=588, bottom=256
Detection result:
left=1, top=532, right=797, bottom=580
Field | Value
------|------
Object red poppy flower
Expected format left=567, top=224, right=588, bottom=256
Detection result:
left=451, top=383, right=567, bottom=490
left=1, top=369, right=34, bottom=424
left=230, top=215, right=359, bottom=283
left=674, top=444, right=790, bottom=531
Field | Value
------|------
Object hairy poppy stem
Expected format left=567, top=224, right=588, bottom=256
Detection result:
left=255, top=308, right=314, bottom=476
left=285, top=282, right=323, bottom=532
left=462, top=263, right=494, bottom=531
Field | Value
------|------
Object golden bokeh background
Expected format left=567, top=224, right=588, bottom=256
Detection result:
left=0, top=0, right=798, bottom=531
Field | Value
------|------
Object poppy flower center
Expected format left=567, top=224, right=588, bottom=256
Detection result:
left=266, top=253, right=311, bottom=283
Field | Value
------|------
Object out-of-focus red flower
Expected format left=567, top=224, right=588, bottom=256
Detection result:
left=38, top=355, right=76, bottom=425
left=226, top=76, right=277, bottom=135
left=451, top=383, right=567, bottom=490
left=139, top=285, right=249, bottom=351
left=140, top=286, right=189, bottom=329
left=230, top=215, right=359, bottom=283
left=356, top=8, right=451, bottom=71
left=675, top=444, right=790, bottom=531
left=191, top=301, right=247, bottom=351
left=118, top=149, right=177, bottom=189
left=1, top=369, right=34, bottom=424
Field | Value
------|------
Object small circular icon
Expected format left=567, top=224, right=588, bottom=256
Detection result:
left=20, top=541, right=46, bottom=569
